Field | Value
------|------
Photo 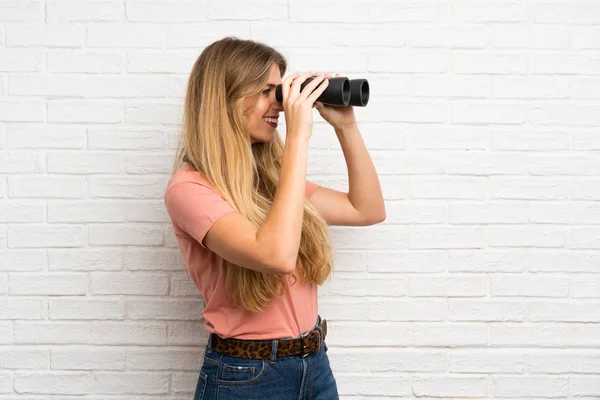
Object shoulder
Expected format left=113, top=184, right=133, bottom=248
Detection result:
left=164, top=165, right=236, bottom=244
left=166, top=164, right=216, bottom=197
left=164, top=165, right=232, bottom=215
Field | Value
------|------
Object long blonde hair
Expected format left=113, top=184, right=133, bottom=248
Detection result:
left=172, top=37, right=333, bottom=313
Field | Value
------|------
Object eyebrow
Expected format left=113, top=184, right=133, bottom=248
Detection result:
left=265, top=84, right=277, bottom=88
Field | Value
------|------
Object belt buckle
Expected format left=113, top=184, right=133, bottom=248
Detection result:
left=301, top=335, right=309, bottom=358
left=300, top=330, right=321, bottom=358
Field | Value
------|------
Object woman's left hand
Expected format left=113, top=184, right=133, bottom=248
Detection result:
left=313, top=73, right=357, bottom=131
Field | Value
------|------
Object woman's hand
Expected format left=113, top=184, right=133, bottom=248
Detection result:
left=314, top=73, right=357, bottom=131
left=281, top=72, right=329, bottom=140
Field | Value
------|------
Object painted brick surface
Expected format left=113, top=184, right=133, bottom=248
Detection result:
left=1, top=0, right=599, bottom=398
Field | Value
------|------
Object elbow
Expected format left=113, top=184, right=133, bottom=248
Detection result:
left=371, top=214, right=386, bottom=225
left=279, top=255, right=298, bottom=275
left=365, top=210, right=386, bottom=225
left=269, top=261, right=296, bottom=276
left=265, top=250, right=298, bottom=275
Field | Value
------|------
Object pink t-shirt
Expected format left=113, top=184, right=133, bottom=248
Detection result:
left=164, top=164, right=321, bottom=340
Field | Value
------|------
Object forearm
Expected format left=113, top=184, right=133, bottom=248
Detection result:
left=335, top=123, right=386, bottom=221
left=258, top=135, right=309, bottom=269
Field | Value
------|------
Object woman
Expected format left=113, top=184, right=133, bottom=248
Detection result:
left=164, top=37, right=385, bottom=400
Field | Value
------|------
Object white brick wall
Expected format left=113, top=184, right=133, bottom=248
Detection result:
left=1, top=0, right=599, bottom=398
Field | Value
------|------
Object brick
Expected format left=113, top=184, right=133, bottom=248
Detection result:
left=370, top=299, right=447, bottom=321
left=0, top=250, right=46, bottom=272
left=414, top=323, right=488, bottom=347
left=0, top=348, right=50, bottom=369
left=449, top=300, right=525, bottom=322
left=94, top=372, right=169, bottom=394
left=490, top=130, right=570, bottom=150
left=9, top=225, right=86, bottom=248
left=49, top=248, right=122, bottom=271
left=490, top=273, right=569, bottom=297
left=289, top=0, right=368, bottom=23
left=91, top=272, right=169, bottom=295
left=49, top=299, right=124, bottom=320
left=0, top=299, right=45, bottom=320
left=51, top=347, right=126, bottom=370
left=126, top=299, right=204, bottom=320
left=47, top=50, right=124, bottom=73
left=46, top=0, right=123, bottom=22
left=88, top=126, right=166, bottom=150
left=337, top=375, right=411, bottom=396
left=48, top=200, right=126, bottom=223
left=47, top=100, right=123, bottom=123
left=528, top=301, right=600, bottom=322
left=450, top=201, right=528, bottom=224
left=0, top=151, right=45, bottom=173
left=0, top=101, right=44, bottom=122
left=410, top=275, right=487, bottom=297
left=409, top=226, right=486, bottom=249
left=413, top=376, right=489, bottom=397
left=14, top=322, right=89, bottom=344
left=0, top=200, right=45, bottom=223
left=9, top=74, right=87, bottom=96
left=91, top=321, right=168, bottom=345
left=0, top=49, right=41, bottom=71
left=370, top=1, right=449, bottom=23
left=14, top=372, right=91, bottom=394
left=6, top=124, right=86, bottom=149
left=450, top=350, right=525, bottom=373
left=492, top=376, right=568, bottom=397
left=211, top=0, right=284, bottom=21
left=89, top=75, right=168, bottom=97
left=6, top=24, right=84, bottom=47
left=8, top=175, right=86, bottom=198
left=452, top=50, right=528, bottom=74
left=89, top=224, right=163, bottom=246
left=452, top=0, right=525, bottom=22
left=489, top=225, right=566, bottom=248
left=0, top=0, right=41, bottom=22
left=490, top=324, right=565, bottom=347
left=126, top=348, right=201, bottom=371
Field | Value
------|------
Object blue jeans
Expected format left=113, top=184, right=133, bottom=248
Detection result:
left=193, top=319, right=339, bottom=399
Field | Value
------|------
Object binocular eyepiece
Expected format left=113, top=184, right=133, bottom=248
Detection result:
left=275, top=77, right=370, bottom=107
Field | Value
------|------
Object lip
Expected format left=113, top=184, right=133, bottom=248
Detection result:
left=263, top=115, right=278, bottom=127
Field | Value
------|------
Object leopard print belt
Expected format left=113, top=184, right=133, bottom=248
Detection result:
left=210, top=319, right=328, bottom=360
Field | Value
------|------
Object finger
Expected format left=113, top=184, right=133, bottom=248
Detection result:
left=297, top=73, right=327, bottom=103
left=290, top=72, right=317, bottom=92
left=281, top=72, right=300, bottom=104
left=282, top=72, right=300, bottom=87
left=306, top=78, right=329, bottom=104
left=286, top=72, right=317, bottom=104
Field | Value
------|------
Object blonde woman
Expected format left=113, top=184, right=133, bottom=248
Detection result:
left=165, top=37, right=385, bottom=400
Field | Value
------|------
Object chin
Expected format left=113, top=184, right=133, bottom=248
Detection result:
left=250, top=128, right=278, bottom=145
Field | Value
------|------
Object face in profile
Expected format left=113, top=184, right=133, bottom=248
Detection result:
left=245, top=64, right=284, bottom=144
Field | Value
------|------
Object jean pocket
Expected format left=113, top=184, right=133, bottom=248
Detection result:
left=218, top=357, right=267, bottom=386
left=193, top=370, right=208, bottom=400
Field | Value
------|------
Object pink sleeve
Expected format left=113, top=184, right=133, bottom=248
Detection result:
left=306, top=180, right=319, bottom=198
left=165, top=182, right=236, bottom=249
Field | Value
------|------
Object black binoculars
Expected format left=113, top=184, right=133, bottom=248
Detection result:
left=275, top=77, right=370, bottom=107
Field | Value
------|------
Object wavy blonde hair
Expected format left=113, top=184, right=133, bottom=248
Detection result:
left=171, top=37, right=333, bottom=313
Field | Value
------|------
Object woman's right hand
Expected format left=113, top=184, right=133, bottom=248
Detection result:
left=280, top=72, right=329, bottom=140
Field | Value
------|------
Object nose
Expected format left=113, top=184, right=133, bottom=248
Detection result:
left=271, top=99, right=284, bottom=112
